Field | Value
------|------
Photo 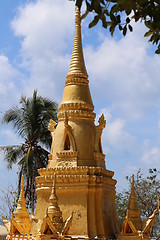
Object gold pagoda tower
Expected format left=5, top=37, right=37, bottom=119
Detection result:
left=32, top=7, right=120, bottom=239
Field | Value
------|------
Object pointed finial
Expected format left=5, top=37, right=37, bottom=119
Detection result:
left=21, top=175, right=24, bottom=190
left=128, top=174, right=138, bottom=210
left=132, top=175, right=134, bottom=189
left=75, top=6, right=81, bottom=25
left=67, top=7, right=88, bottom=77
left=53, top=173, right=56, bottom=194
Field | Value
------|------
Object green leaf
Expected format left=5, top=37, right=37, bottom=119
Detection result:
left=86, top=2, right=93, bottom=12
left=110, top=24, right=116, bottom=36
left=110, top=13, right=116, bottom=22
left=119, top=24, right=123, bottom=31
left=89, top=15, right=100, bottom=28
left=126, top=9, right=131, bottom=15
left=155, top=47, right=160, bottom=54
left=123, top=25, right=127, bottom=36
left=81, top=10, right=89, bottom=21
left=126, top=17, right=130, bottom=23
left=144, top=30, right=153, bottom=37
left=102, top=18, right=108, bottom=29
left=116, top=15, right=121, bottom=24
left=92, top=0, right=102, bottom=14
left=128, top=24, right=133, bottom=32
left=145, top=20, right=153, bottom=30
left=111, top=4, right=119, bottom=13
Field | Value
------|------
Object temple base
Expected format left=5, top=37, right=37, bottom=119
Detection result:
left=33, top=167, right=120, bottom=239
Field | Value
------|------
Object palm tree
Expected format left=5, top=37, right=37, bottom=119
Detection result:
left=2, top=90, right=58, bottom=211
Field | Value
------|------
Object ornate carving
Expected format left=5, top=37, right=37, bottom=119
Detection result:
left=58, top=110, right=96, bottom=121
left=56, top=160, right=77, bottom=168
left=48, top=119, right=56, bottom=132
left=38, top=166, right=114, bottom=178
left=98, top=114, right=106, bottom=128
left=94, top=152, right=105, bottom=168
left=59, top=102, right=94, bottom=111
left=65, top=77, right=89, bottom=86
left=48, top=119, right=56, bottom=155
left=61, top=211, right=73, bottom=235
left=57, top=151, right=78, bottom=158
left=121, top=210, right=137, bottom=234
left=143, top=209, right=157, bottom=234
left=94, top=114, right=106, bottom=154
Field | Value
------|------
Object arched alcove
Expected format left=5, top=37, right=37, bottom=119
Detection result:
left=64, top=134, right=71, bottom=150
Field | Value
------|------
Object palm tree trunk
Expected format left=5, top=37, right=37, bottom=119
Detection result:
left=18, top=169, right=22, bottom=197
left=31, top=176, right=35, bottom=212
left=25, top=177, right=29, bottom=199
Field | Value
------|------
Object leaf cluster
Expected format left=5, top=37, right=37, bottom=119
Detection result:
left=74, top=0, right=160, bottom=53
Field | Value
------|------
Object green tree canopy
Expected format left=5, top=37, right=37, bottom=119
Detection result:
left=1, top=90, right=58, bottom=211
left=74, top=0, right=160, bottom=53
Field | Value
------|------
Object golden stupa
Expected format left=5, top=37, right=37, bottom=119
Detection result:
left=33, top=7, right=120, bottom=238
left=3, top=6, right=157, bottom=240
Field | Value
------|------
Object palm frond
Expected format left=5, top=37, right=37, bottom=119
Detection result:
left=2, top=145, right=24, bottom=169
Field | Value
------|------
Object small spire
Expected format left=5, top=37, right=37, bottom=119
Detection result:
left=48, top=174, right=63, bottom=231
left=14, top=175, right=29, bottom=219
left=67, top=7, right=88, bottom=77
left=128, top=175, right=139, bottom=211
left=127, top=174, right=142, bottom=230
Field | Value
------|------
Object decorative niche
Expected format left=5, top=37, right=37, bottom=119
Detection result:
left=56, top=112, right=78, bottom=167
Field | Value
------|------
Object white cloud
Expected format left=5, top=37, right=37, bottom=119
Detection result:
left=0, top=55, right=24, bottom=113
left=142, top=147, right=160, bottom=165
left=12, top=0, right=74, bottom=59
left=11, top=0, right=75, bottom=102
left=86, top=23, right=160, bottom=120
left=96, top=109, right=135, bottom=158
left=102, top=113, right=135, bottom=150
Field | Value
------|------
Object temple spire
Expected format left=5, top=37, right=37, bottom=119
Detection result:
left=128, top=175, right=139, bottom=211
left=48, top=174, right=63, bottom=232
left=14, top=175, right=29, bottom=219
left=127, top=175, right=142, bottom=230
left=67, top=7, right=88, bottom=77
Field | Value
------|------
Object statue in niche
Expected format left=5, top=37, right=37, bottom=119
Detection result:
left=48, top=119, right=56, bottom=156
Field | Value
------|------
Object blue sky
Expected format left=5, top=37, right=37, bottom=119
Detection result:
left=0, top=0, right=160, bottom=195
